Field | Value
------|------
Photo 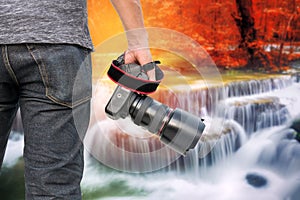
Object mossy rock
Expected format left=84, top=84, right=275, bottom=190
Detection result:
left=290, top=116, right=300, bottom=142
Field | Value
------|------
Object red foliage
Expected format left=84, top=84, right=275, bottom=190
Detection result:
left=141, top=0, right=300, bottom=70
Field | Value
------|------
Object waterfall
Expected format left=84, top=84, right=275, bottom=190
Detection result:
left=163, top=75, right=296, bottom=169
left=3, top=74, right=300, bottom=200
left=221, top=76, right=294, bottom=135
left=225, top=76, right=293, bottom=97
left=173, top=119, right=247, bottom=174
left=221, top=96, right=290, bottom=135
left=84, top=74, right=298, bottom=174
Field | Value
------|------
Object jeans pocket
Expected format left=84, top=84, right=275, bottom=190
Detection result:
left=26, top=44, right=92, bottom=108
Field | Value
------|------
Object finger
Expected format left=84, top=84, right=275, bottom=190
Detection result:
left=136, top=50, right=153, bottom=66
left=124, top=51, right=135, bottom=64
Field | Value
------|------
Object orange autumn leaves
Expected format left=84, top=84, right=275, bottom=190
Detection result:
left=88, top=0, right=300, bottom=70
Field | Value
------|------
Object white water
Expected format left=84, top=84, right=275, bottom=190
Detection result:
left=2, top=76, right=300, bottom=200
left=80, top=77, right=300, bottom=199
left=81, top=124, right=300, bottom=200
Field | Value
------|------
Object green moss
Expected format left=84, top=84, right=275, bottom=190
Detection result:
left=290, top=117, right=300, bottom=142
left=0, top=159, right=25, bottom=200
left=82, top=179, right=148, bottom=200
left=81, top=156, right=150, bottom=199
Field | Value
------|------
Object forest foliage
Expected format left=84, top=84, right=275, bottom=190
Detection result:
left=87, top=0, right=300, bottom=71
left=141, top=0, right=300, bottom=71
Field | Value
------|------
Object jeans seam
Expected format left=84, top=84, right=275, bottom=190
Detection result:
left=25, top=44, right=51, bottom=97
left=26, top=44, right=91, bottom=108
left=2, top=45, right=20, bottom=86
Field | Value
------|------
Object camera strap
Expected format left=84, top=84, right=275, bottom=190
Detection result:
left=107, top=53, right=164, bottom=94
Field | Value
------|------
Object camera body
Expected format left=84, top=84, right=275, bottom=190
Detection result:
left=105, top=85, right=205, bottom=155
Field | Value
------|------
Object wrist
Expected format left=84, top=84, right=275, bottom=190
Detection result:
left=126, top=28, right=149, bottom=50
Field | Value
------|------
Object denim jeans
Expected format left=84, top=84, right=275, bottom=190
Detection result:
left=0, top=44, right=92, bottom=199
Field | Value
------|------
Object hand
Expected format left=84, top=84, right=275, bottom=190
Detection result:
left=124, top=49, right=156, bottom=81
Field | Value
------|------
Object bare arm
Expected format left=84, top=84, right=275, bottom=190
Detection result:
left=110, top=0, right=155, bottom=80
left=110, top=0, right=145, bottom=31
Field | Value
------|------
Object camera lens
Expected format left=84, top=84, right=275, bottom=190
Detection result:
left=129, top=94, right=205, bottom=155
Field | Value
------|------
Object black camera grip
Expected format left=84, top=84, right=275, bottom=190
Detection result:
left=107, top=54, right=164, bottom=94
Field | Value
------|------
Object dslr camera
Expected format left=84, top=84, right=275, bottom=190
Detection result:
left=105, top=55, right=205, bottom=155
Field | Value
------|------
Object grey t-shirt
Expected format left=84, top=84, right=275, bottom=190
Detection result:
left=0, top=0, right=93, bottom=50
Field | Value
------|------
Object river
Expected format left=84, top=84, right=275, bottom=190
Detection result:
left=1, top=72, right=299, bottom=200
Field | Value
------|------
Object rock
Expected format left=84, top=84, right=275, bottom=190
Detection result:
left=290, top=116, right=300, bottom=142
left=296, top=133, right=300, bottom=143
left=291, top=118, right=300, bottom=132
left=245, top=173, right=268, bottom=188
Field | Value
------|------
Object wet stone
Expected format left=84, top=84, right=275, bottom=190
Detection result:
left=290, top=116, right=300, bottom=142
left=296, top=133, right=300, bottom=143
left=245, top=173, right=268, bottom=188
left=291, top=118, right=300, bottom=132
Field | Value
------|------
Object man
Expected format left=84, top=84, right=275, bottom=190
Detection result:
left=0, top=0, right=154, bottom=199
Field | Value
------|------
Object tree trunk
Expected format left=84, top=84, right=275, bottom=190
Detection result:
left=278, top=13, right=296, bottom=67
left=232, top=0, right=273, bottom=71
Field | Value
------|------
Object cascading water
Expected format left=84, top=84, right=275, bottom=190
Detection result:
left=1, top=74, right=300, bottom=200
left=221, top=96, right=290, bottom=134
left=82, top=74, right=300, bottom=199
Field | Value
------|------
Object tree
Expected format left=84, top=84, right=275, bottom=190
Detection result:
left=232, top=0, right=275, bottom=71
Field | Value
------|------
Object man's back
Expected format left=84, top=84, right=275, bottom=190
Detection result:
left=0, top=0, right=93, bottom=49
